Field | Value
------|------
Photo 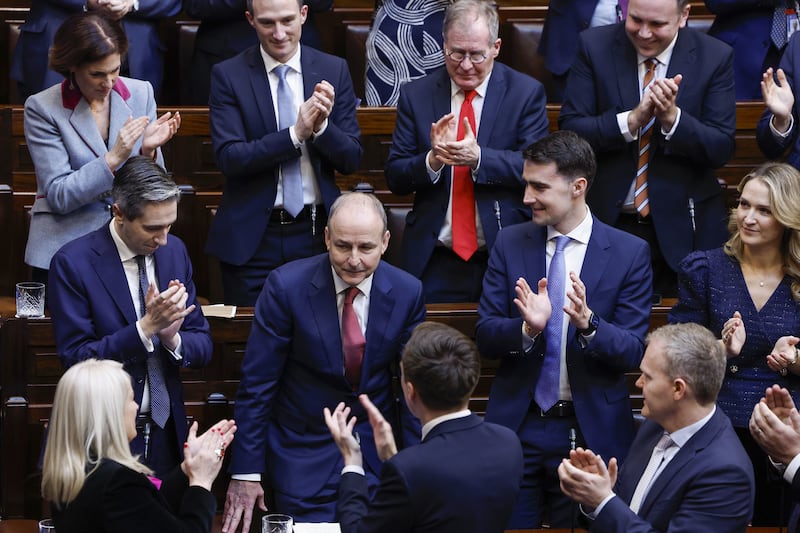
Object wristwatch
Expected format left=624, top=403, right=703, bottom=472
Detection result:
left=577, top=312, right=598, bottom=337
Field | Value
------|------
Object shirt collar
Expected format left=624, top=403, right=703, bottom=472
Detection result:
left=667, top=405, right=716, bottom=449
left=637, top=31, right=679, bottom=69
left=109, top=219, right=139, bottom=263
left=331, top=266, right=374, bottom=297
left=449, top=70, right=493, bottom=100
left=421, top=409, right=471, bottom=441
left=546, top=206, right=594, bottom=245
left=261, top=46, right=303, bottom=77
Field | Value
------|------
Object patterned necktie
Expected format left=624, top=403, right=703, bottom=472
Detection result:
left=535, top=235, right=570, bottom=412
left=635, top=59, right=657, bottom=218
left=452, top=89, right=478, bottom=261
left=274, top=64, right=304, bottom=217
left=136, top=255, right=170, bottom=429
left=629, top=433, right=675, bottom=513
left=772, top=5, right=789, bottom=49
left=342, top=286, right=365, bottom=390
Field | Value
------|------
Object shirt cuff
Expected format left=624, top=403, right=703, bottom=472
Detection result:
left=342, top=465, right=366, bottom=476
left=312, top=118, right=329, bottom=139
left=289, top=125, right=302, bottom=148
left=617, top=111, right=636, bottom=142
left=426, top=150, right=443, bottom=184
left=136, top=321, right=155, bottom=352
left=661, top=107, right=681, bottom=140
left=583, top=493, right=616, bottom=519
left=232, top=473, right=262, bottom=482
left=770, top=114, right=794, bottom=139
left=163, top=334, right=183, bottom=362
left=784, top=452, right=800, bottom=484
left=471, top=148, right=481, bottom=181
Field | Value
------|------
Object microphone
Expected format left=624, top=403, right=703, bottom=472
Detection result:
left=569, top=428, right=577, bottom=451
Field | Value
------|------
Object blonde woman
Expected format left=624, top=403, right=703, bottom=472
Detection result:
left=669, top=161, right=800, bottom=525
left=42, top=359, right=235, bottom=532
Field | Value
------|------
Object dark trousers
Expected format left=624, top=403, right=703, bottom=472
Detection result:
left=507, top=408, right=586, bottom=529
left=221, top=209, right=327, bottom=306
left=420, top=247, right=488, bottom=303
left=736, top=426, right=792, bottom=526
left=614, top=213, right=677, bottom=299
left=130, top=413, right=182, bottom=478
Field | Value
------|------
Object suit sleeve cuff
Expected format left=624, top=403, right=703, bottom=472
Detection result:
left=582, top=493, right=616, bottom=519
left=784, top=452, right=800, bottom=483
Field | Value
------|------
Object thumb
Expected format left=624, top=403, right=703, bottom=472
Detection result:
left=733, top=310, right=742, bottom=319
left=463, top=117, right=476, bottom=138
left=673, top=73, right=683, bottom=86
left=789, top=408, right=800, bottom=433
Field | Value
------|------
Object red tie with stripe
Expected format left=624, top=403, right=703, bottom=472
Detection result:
left=452, top=89, right=478, bottom=261
left=635, top=59, right=657, bottom=218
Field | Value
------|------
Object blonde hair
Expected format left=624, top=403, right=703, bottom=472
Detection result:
left=41, top=359, right=151, bottom=506
left=724, top=162, right=800, bottom=301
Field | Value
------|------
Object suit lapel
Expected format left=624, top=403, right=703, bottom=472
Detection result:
left=615, top=27, right=642, bottom=112
left=580, top=217, right=612, bottom=297
left=666, top=29, right=695, bottom=109
left=246, top=47, right=279, bottom=133
left=523, top=225, right=548, bottom=285
left=478, top=66, right=505, bottom=145
left=309, top=258, right=346, bottom=377
left=300, top=46, right=321, bottom=100
left=434, top=69, right=454, bottom=194
left=153, top=241, right=175, bottom=293
left=362, top=264, right=395, bottom=384
left=90, top=227, right=137, bottom=323
left=107, top=89, right=132, bottom=153
left=69, top=99, right=107, bottom=158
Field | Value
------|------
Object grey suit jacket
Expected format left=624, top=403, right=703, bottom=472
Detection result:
left=23, top=76, right=163, bottom=269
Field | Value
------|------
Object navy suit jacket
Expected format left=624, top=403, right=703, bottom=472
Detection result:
left=230, top=254, right=425, bottom=497
left=48, top=225, right=212, bottom=454
left=559, top=23, right=734, bottom=271
left=538, top=0, right=599, bottom=77
left=337, top=414, right=523, bottom=533
left=206, top=45, right=362, bottom=266
left=593, top=410, right=754, bottom=532
left=758, top=32, right=800, bottom=170
left=385, top=63, right=549, bottom=278
left=706, top=0, right=773, bottom=100
left=11, top=0, right=180, bottom=99
left=476, top=218, right=652, bottom=462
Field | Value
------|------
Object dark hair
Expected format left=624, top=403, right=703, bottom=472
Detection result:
left=247, top=0, right=305, bottom=14
left=401, top=322, right=481, bottom=411
left=112, top=156, right=180, bottom=220
left=523, top=131, right=596, bottom=188
left=49, top=12, right=128, bottom=78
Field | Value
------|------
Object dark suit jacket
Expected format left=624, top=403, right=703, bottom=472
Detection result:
left=559, top=23, right=734, bottom=271
left=206, top=44, right=362, bottom=266
left=48, top=225, right=213, bottom=455
left=11, top=0, right=181, bottom=99
left=337, top=414, right=523, bottom=533
left=593, top=410, right=754, bottom=532
left=476, top=218, right=652, bottom=462
left=706, top=0, right=773, bottom=100
left=758, top=32, right=800, bottom=169
left=538, top=0, right=599, bottom=77
left=384, top=63, right=549, bottom=278
left=230, top=254, right=425, bottom=498
left=53, top=459, right=216, bottom=533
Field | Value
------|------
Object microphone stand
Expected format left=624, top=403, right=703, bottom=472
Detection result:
left=570, top=427, right=577, bottom=533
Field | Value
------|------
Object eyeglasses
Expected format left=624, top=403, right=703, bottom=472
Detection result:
left=445, top=49, right=489, bottom=64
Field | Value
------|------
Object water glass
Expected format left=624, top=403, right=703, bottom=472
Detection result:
left=39, top=518, right=56, bottom=533
left=16, top=282, right=45, bottom=318
left=262, top=513, right=293, bottom=533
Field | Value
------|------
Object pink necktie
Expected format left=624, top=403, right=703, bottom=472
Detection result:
left=342, top=287, right=365, bottom=390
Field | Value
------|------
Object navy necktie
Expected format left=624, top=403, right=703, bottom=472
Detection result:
left=535, top=235, right=570, bottom=411
left=136, top=255, right=170, bottom=428
left=274, top=64, right=304, bottom=217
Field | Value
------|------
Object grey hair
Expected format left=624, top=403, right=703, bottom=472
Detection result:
left=327, top=192, right=388, bottom=234
left=112, top=156, right=180, bottom=220
left=443, top=0, right=500, bottom=45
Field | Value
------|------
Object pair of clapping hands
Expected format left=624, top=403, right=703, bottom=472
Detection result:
left=720, top=311, right=799, bottom=373
left=182, top=419, right=238, bottom=491
left=324, top=394, right=399, bottom=466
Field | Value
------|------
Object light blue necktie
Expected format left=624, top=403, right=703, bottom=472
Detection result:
left=137, top=255, right=170, bottom=429
left=274, top=64, right=304, bottom=217
left=535, top=235, right=570, bottom=412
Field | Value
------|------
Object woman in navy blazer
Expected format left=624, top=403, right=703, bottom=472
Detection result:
left=23, top=12, right=180, bottom=281
left=42, top=359, right=236, bottom=533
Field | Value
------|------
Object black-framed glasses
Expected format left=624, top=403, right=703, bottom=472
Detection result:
left=445, top=48, right=489, bottom=64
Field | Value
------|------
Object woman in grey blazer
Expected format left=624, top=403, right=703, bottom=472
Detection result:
left=24, top=12, right=180, bottom=281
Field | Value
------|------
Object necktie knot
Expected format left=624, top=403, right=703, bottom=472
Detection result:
left=655, top=433, right=674, bottom=452
left=464, top=89, right=476, bottom=104
left=554, top=235, right=570, bottom=253
left=274, top=64, right=291, bottom=82
left=643, top=59, right=657, bottom=88
left=344, top=286, right=360, bottom=305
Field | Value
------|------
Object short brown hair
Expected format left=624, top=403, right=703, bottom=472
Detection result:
left=401, top=322, right=481, bottom=411
left=49, top=12, right=128, bottom=77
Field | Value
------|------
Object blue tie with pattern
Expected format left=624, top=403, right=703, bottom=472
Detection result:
left=535, top=235, right=570, bottom=411
left=137, top=255, right=170, bottom=429
left=274, top=64, right=304, bottom=217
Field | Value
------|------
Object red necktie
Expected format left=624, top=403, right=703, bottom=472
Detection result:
left=452, top=89, right=478, bottom=261
left=635, top=59, right=657, bottom=218
left=342, top=287, right=365, bottom=390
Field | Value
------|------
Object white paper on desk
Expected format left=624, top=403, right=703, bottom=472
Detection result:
left=294, top=523, right=341, bottom=533
left=201, top=304, right=237, bottom=318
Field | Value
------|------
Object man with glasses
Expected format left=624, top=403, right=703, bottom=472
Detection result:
left=385, top=0, right=549, bottom=303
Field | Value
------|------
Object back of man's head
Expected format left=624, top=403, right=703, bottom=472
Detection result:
left=112, top=156, right=180, bottom=220
left=648, top=323, right=725, bottom=406
left=524, top=130, right=597, bottom=188
left=401, top=322, right=481, bottom=412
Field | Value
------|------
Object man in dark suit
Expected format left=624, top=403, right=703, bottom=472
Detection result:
left=385, top=0, right=549, bottom=304
left=559, top=323, right=755, bottom=532
left=750, top=384, right=800, bottom=531
left=48, top=156, right=213, bottom=477
left=758, top=33, right=800, bottom=170
left=222, top=192, right=425, bottom=530
left=206, top=0, right=362, bottom=306
left=183, top=0, right=333, bottom=105
left=477, top=131, right=652, bottom=529
left=11, top=0, right=181, bottom=101
left=559, top=0, right=735, bottom=298
left=325, top=321, right=523, bottom=533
